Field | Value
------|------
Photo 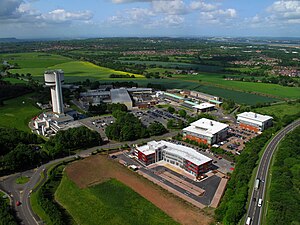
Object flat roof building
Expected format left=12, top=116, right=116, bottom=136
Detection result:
left=135, top=140, right=212, bottom=177
left=183, top=118, right=229, bottom=145
left=193, top=103, right=215, bottom=113
left=110, top=88, right=133, bottom=110
left=237, top=112, right=273, bottom=132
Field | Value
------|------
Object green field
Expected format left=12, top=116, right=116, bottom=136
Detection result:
left=3, top=77, right=28, bottom=84
left=120, top=60, right=223, bottom=72
left=172, top=74, right=300, bottom=99
left=254, top=102, right=300, bottom=119
left=0, top=94, right=40, bottom=131
left=3, top=53, right=144, bottom=81
left=56, top=175, right=177, bottom=225
left=98, top=79, right=278, bottom=105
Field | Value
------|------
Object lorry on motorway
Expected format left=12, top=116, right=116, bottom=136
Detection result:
left=254, top=178, right=260, bottom=190
left=246, top=217, right=251, bottom=225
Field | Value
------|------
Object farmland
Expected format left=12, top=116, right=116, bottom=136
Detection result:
left=172, top=74, right=300, bottom=99
left=63, top=155, right=213, bottom=225
left=3, top=77, right=28, bottom=84
left=98, top=79, right=278, bottom=105
left=0, top=94, right=40, bottom=131
left=56, top=176, right=178, bottom=225
left=2, top=53, right=144, bottom=82
left=120, top=60, right=223, bottom=72
left=254, top=102, right=300, bottom=119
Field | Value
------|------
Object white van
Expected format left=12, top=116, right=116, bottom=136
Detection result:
left=258, top=198, right=263, bottom=207
left=246, top=217, right=251, bottom=225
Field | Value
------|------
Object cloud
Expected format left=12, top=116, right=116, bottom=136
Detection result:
left=0, top=1, right=93, bottom=26
left=112, top=0, right=153, bottom=3
left=189, top=1, right=217, bottom=11
left=244, top=0, right=300, bottom=28
left=200, top=8, right=237, bottom=24
left=267, top=0, right=300, bottom=23
left=147, top=14, right=184, bottom=28
left=38, top=9, right=92, bottom=23
left=152, top=0, right=188, bottom=15
left=106, top=8, right=154, bottom=26
left=0, top=0, right=23, bottom=19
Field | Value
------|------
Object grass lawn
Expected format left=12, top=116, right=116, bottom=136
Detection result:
left=16, top=176, right=30, bottom=184
left=56, top=175, right=178, bottom=225
left=0, top=94, right=40, bottom=131
left=254, top=102, right=300, bottom=119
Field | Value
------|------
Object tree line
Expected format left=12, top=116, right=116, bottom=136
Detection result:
left=0, top=126, right=102, bottom=175
left=36, top=164, right=74, bottom=225
left=266, top=127, right=300, bottom=225
left=0, top=197, right=18, bottom=225
left=88, top=103, right=127, bottom=116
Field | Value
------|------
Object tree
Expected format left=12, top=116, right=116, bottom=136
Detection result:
left=167, top=106, right=175, bottom=114
left=178, top=109, right=187, bottom=118
left=148, top=122, right=168, bottom=136
left=106, top=111, right=149, bottom=141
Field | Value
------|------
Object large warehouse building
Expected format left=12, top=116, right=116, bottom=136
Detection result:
left=183, top=118, right=229, bottom=145
left=237, top=112, right=273, bottom=132
left=135, top=140, right=212, bottom=177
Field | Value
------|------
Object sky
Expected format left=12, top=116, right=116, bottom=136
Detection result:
left=0, top=0, right=299, bottom=39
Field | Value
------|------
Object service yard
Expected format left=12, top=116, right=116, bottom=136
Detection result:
left=64, top=154, right=214, bottom=225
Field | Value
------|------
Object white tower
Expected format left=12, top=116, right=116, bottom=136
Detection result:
left=44, top=70, right=64, bottom=114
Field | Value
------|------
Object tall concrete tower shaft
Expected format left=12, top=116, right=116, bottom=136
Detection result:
left=44, top=70, right=64, bottom=114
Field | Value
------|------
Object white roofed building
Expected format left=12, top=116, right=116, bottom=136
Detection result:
left=183, top=118, right=229, bottom=145
left=192, top=103, right=215, bottom=113
left=135, top=140, right=212, bottom=177
left=237, top=112, right=273, bottom=132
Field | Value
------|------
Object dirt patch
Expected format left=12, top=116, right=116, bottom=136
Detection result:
left=66, top=155, right=213, bottom=225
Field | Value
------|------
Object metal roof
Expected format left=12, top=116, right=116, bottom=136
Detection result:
left=110, top=88, right=132, bottom=103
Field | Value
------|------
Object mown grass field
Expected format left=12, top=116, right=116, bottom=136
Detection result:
left=0, top=94, right=40, bottom=131
left=55, top=175, right=178, bottom=225
left=254, top=102, right=300, bottom=119
left=3, top=53, right=144, bottom=81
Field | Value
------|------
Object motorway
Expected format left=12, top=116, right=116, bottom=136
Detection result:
left=246, top=119, right=300, bottom=225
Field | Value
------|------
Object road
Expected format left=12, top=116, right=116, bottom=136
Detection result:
left=246, top=119, right=300, bottom=225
